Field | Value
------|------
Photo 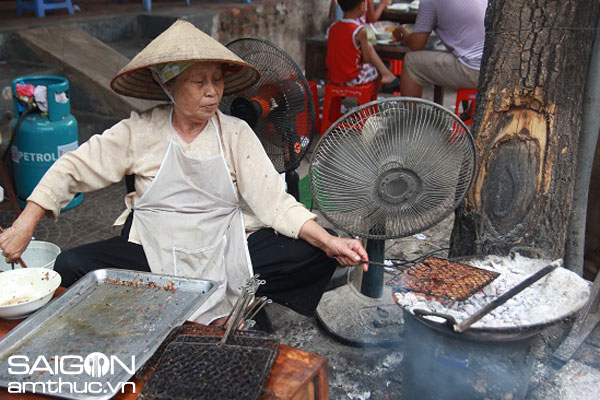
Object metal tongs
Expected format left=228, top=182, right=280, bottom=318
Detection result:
left=359, top=259, right=409, bottom=271
left=220, top=274, right=272, bottom=344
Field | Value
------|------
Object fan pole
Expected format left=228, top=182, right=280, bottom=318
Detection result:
left=285, top=170, right=300, bottom=201
left=361, top=239, right=385, bottom=298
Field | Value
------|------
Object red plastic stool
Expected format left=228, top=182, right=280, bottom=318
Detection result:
left=307, top=80, right=320, bottom=133
left=321, top=82, right=378, bottom=135
left=454, top=88, right=477, bottom=126
left=384, top=59, right=403, bottom=95
left=386, top=59, right=403, bottom=76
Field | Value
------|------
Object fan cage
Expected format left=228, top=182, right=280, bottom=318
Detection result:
left=220, top=38, right=316, bottom=173
left=309, top=97, right=476, bottom=240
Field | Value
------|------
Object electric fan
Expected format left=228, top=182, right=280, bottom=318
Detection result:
left=311, top=97, right=476, bottom=346
left=220, top=38, right=317, bottom=199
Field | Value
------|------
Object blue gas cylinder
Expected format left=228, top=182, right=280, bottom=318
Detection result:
left=10, top=76, right=83, bottom=211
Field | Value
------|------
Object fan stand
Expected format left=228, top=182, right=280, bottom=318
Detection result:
left=285, top=170, right=300, bottom=201
left=316, top=238, right=405, bottom=347
left=310, top=97, right=475, bottom=347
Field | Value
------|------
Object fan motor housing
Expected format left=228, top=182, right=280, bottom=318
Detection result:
left=230, top=97, right=262, bottom=129
left=376, top=165, right=422, bottom=206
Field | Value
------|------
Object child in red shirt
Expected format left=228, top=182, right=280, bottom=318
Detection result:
left=326, top=0, right=399, bottom=91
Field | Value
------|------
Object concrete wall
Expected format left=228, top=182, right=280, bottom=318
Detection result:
left=0, top=0, right=330, bottom=123
left=214, top=0, right=330, bottom=70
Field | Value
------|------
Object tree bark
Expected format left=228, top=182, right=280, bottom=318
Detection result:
left=450, top=0, right=600, bottom=263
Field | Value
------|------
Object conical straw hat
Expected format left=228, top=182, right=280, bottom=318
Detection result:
left=110, top=19, right=260, bottom=100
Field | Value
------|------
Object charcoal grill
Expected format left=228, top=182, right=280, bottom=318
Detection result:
left=397, top=255, right=591, bottom=400
left=137, top=325, right=279, bottom=400
left=393, top=256, right=589, bottom=342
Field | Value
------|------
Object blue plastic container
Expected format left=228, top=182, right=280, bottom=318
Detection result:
left=10, top=76, right=83, bottom=211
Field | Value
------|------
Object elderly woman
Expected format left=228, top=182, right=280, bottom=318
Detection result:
left=0, top=20, right=368, bottom=324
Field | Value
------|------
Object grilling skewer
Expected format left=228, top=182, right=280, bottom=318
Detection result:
left=244, top=297, right=272, bottom=322
left=221, top=290, right=252, bottom=344
left=0, top=225, right=28, bottom=269
left=220, top=275, right=267, bottom=344
left=241, top=295, right=267, bottom=321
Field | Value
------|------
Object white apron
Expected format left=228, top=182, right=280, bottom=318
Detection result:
left=133, top=117, right=253, bottom=324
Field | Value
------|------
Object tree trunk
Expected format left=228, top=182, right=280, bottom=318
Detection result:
left=450, top=0, right=600, bottom=263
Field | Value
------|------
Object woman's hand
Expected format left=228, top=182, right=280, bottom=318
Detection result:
left=0, top=202, right=45, bottom=263
left=323, top=235, right=370, bottom=271
left=299, top=220, right=369, bottom=271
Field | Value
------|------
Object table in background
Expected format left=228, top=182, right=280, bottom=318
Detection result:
left=305, top=34, right=411, bottom=82
left=380, top=6, right=418, bottom=24
left=0, top=288, right=329, bottom=400
left=305, top=34, right=444, bottom=105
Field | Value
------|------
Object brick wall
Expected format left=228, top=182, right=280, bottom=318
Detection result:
left=215, top=0, right=330, bottom=70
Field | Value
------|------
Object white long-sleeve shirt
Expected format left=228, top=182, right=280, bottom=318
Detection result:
left=28, top=105, right=316, bottom=244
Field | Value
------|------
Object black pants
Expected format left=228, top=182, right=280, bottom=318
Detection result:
left=54, top=214, right=337, bottom=317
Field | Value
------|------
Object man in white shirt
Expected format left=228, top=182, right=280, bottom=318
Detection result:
left=394, top=0, right=488, bottom=97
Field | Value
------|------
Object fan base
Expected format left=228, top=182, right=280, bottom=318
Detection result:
left=316, top=280, right=405, bottom=347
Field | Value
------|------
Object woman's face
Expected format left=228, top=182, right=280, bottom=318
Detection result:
left=170, top=62, right=225, bottom=123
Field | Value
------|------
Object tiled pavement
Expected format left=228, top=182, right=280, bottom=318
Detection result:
left=0, top=182, right=125, bottom=251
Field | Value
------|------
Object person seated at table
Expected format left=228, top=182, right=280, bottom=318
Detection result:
left=393, top=0, right=487, bottom=97
left=329, top=0, right=392, bottom=25
left=0, top=20, right=369, bottom=326
left=326, top=0, right=400, bottom=92
left=366, top=0, right=392, bottom=23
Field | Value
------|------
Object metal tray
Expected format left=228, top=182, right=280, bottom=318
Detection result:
left=0, top=269, right=218, bottom=400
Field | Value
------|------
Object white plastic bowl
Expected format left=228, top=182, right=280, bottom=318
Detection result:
left=0, top=268, right=61, bottom=319
left=375, top=31, right=393, bottom=41
left=0, top=240, right=61, bottom=272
